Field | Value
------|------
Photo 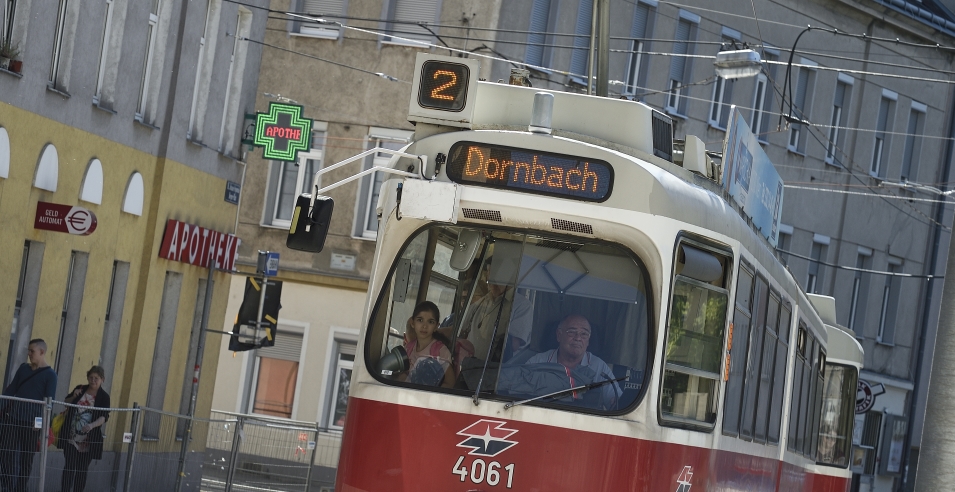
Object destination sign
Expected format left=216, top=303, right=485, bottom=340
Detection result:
left=447, top=142, right=613, bottom=202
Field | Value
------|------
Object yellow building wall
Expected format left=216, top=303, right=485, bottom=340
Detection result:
left=0, top=102, right=233, bottom=426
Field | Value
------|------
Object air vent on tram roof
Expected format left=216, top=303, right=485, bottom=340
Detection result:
left=652, top=110, right=674, bottom=162
left=463, top=208, right=503, bottom=222
left=551, top=218, right=593, bottom=235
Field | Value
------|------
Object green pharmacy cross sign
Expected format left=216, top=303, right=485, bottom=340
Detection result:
left=253, top=102, right=313, bottom=162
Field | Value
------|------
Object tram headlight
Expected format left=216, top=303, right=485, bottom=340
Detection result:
left=377, top=345, right=409, bottom=378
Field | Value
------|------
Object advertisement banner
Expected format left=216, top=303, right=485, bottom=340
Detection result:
left=721, top=108, right=784, bottom=247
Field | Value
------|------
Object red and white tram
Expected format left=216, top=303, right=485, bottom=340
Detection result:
left=288, top=54, right=863, bottom=491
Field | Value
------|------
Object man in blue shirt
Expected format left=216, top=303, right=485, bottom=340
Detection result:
left=0, top=339, right=57, bottom=491
left=525, top=315, right=622, bottom=410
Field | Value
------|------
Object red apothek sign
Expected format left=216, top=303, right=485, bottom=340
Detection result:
left=34, top=201, right=97, bottom=235
left=159, top=219, right=239, bottom=270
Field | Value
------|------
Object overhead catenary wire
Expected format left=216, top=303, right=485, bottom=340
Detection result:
left=784, top=184, right=955, bottom=204
left=270, top=11, right=955, bottom=77
left=236, top=35, right=410, bottom=83
left=778, top=248, right=943, bottom=279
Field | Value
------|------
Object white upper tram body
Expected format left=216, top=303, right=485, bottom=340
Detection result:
left=291, top=54, right=863, bottom=491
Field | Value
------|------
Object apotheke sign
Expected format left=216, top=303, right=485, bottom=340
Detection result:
left=159, top=219, right=240, bottom=270
left=34, top=201, right=97, bottom=235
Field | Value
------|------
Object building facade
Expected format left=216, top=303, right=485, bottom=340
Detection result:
left=211, top=0, right=505, bottom=429
left=209, top=0, right=954, bottom=490
left=490, top=0, right=955, bottom=490
left=0, top=0, right=268, bottom=485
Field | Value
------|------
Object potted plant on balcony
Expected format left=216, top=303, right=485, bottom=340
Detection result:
left=0, top=40, right=20, bottom=71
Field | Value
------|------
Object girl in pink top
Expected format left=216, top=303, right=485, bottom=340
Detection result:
left=402, top=301, right=454, bottom=387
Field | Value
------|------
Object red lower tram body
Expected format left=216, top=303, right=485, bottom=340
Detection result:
left=335, top=398, right=848, bottom=492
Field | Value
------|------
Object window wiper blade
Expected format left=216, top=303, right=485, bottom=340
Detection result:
left=503, top=375, right=628, bottom=410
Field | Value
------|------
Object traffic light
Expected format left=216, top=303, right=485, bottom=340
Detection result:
left=229, top=277, right=283, bottom=352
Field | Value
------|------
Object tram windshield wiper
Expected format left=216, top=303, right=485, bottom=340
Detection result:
left=503, top=375, right=628, bottom=410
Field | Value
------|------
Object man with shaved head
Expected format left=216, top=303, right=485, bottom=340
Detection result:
left=1, top=339, right=57, bottom=490
left=525, top=315, right=621, bottom=410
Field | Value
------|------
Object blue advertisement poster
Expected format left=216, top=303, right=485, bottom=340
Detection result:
left=721, top=107, right=784, bottom=247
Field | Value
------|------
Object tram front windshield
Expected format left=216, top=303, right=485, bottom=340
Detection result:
left=366, top=225, right=652, bottom=414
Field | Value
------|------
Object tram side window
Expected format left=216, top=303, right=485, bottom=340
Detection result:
left=767, top=302, right=792, bottom=444
left=817, top=363, right=857, bottom=467
left=365, top=225, right=653, bottom=416
left=789, top=323, right=820, bottom=458
left=722, top=262, right=754, bottom=436
left=660, top=242, right=730, bottom=427
left=808, top=348, right=826, bottom=460
left=723, top=262, right=790, bottom=445
left=753, top=291, right=781, bottom=442
left=739, top=274, right=769, bottom=439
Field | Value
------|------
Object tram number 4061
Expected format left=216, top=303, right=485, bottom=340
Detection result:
left=452, top=456, right=515, bottom=488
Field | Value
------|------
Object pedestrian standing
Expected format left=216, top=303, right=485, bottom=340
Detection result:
left=0, top=339, right=57, bottom=492
left=58, top=365, right=110, bottom=492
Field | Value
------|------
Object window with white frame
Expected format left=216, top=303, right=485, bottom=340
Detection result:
left=299, top=0, right=345, bottom=39
left=709, top=27, right=741, bottom=130
left=382, top=0, right=438, bottom=46
left=622, top=0, right=654, bottom=97
left=871, top=90, right=896, bottom=178
left=848, top=248, right=872, bottom=337
left=49, top=0, right=71, bottom=86
left=263, top=127, right=327, bottom=227
left=136, top=0, right=163, bottom=122
left=787, top=58, right=817, bottom=154
left=218, top=7, right=253, bottom=154
left=93, top=0, right=116, bottom=104
left=806, top=235, right=828, bottom=295
left=825, top=75, right=853, bottom=166
left=776, top=224, right=792, bottom=266
left=665, top=11, right=699, bottom=116
left=353, top=128, right=413, bottom=239
left=525, top=0, right=555, bottom=69
left=877, top=258, right=902, bottom=345
left=900, top=101, right=926, bottom=181
left=188, top=0, right=221, bottom=141
left=327, top=341, right=355, bottom=429
left=569, top=0, right=593, bottom=82
left=249, top=329, right=304, bottom=419
left=1, top=0, right=15, bottom=45
left=751, top=48, right=778, bottom=143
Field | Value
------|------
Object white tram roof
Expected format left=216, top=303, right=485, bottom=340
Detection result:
left=403, top=55, right=832, bottom=345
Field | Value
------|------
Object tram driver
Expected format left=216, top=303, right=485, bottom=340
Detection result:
left=503, top=314, right=622, bottom=411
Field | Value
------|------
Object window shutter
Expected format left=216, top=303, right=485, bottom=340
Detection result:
left=631, top=3, right=649, bottom=39
left=669, top=20, right=691, bottom=81
left=570, top=0, right=593, bottom=77
left=303, top=0, right=345, bottom=16
left=338, top=341, right=356, bottom=356
left=525, top=0, right=552, bottom=66
left=393, top=0, right=439, bottom=41
left=258, top=331, right=303, bottom=362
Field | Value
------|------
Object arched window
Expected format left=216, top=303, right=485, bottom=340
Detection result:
left=80, top=159, right=104, bottom=204
left=122, top=172, right=144, bottom=216
left=0, top=127, right=10, bottom=179
left=34, top=144, right=59, bottom=192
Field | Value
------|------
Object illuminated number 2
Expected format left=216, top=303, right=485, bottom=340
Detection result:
left=431, top=70, right=457, bottom=101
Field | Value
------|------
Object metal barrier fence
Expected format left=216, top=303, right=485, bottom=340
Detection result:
left=0, top=395, right=343, bottom=491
